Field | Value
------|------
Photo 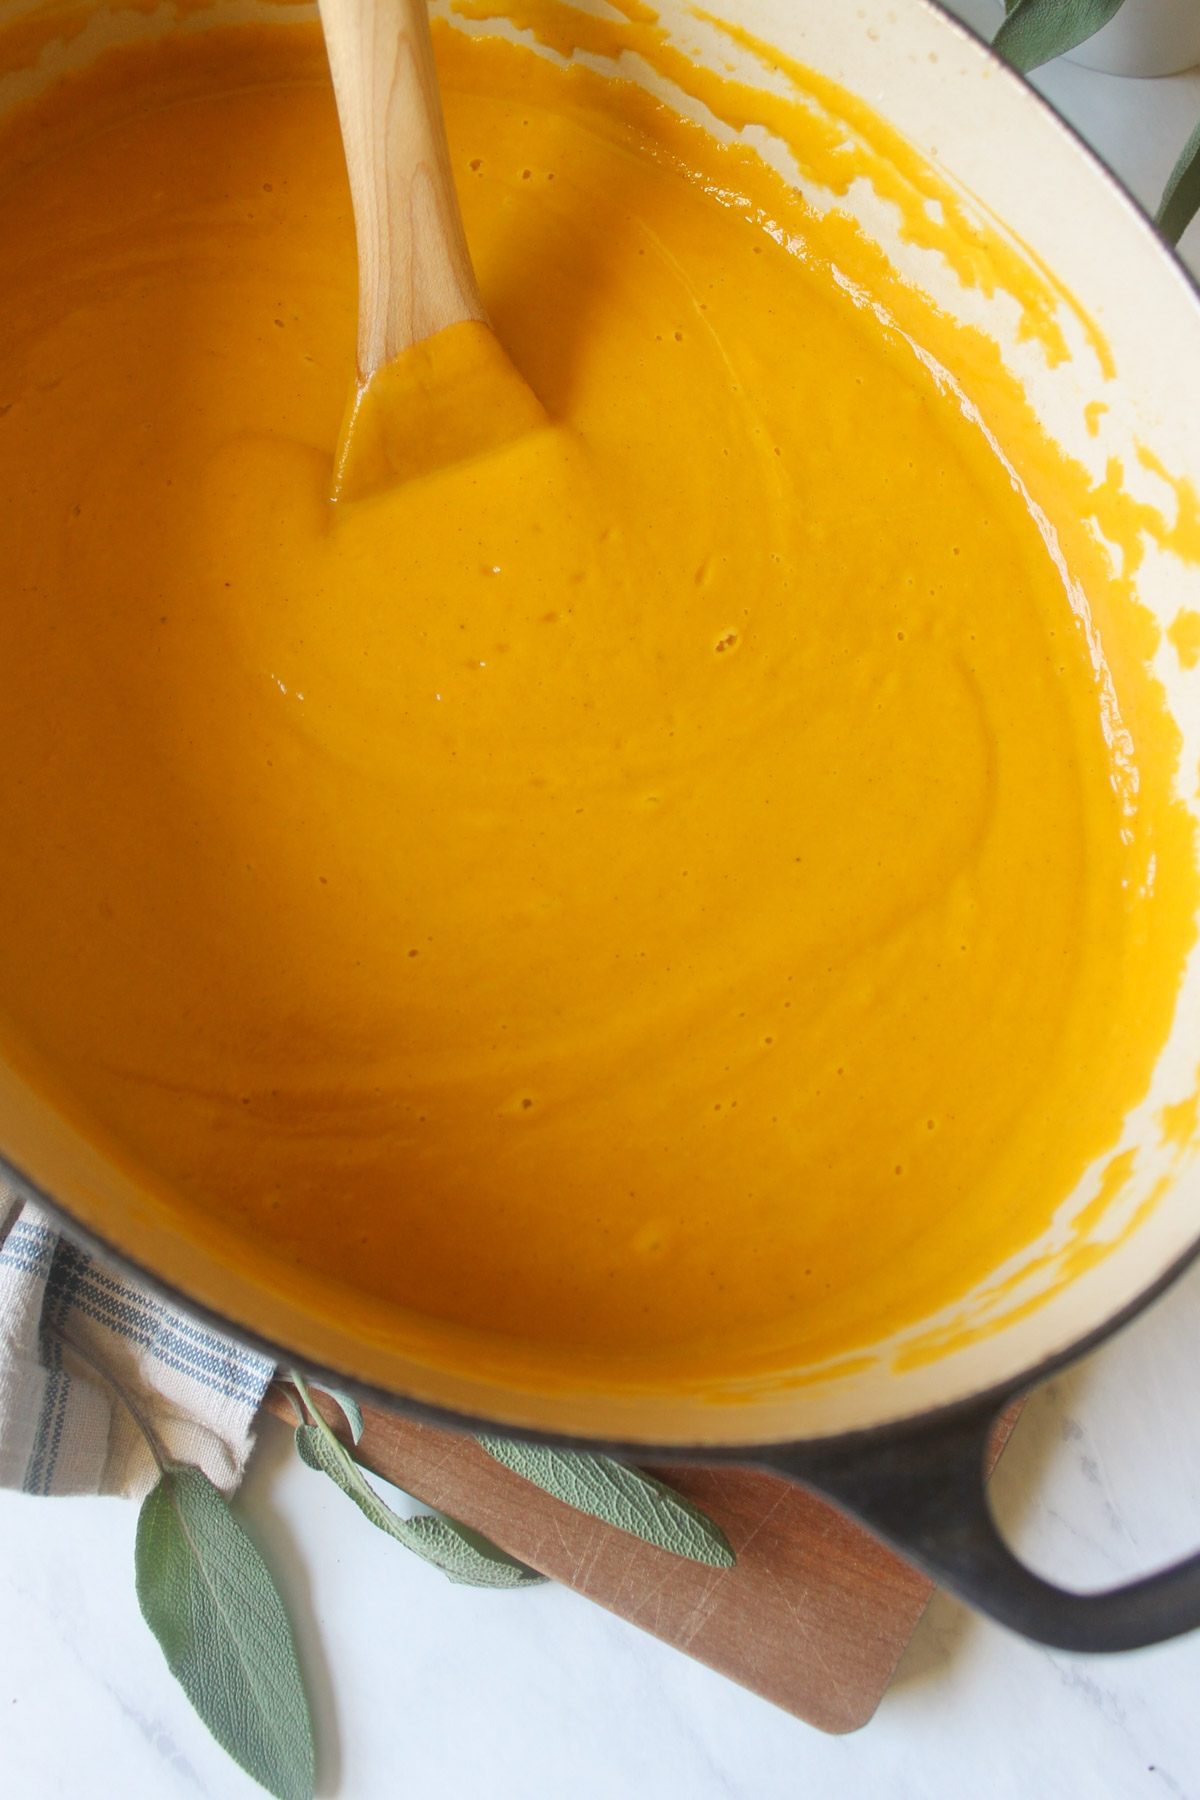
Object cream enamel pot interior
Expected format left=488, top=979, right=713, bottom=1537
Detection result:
left=5, top=0, right=1200, bottom=1651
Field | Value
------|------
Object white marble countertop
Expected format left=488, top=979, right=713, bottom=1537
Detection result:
left=8, top=9, right=1200, bottom=1798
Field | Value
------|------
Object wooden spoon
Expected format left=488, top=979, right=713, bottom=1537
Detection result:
left=319, top=0, right=545, bottom=501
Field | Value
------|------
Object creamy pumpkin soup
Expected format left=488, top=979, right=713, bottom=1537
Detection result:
left=0, top=10, right=1191, bottom=1390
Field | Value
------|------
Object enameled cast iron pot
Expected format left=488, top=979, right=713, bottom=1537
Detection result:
left=8, top=0, right=1200, bottom=1654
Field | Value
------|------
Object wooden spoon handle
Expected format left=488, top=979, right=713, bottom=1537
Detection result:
left=318, top=0, right=486, bottom=380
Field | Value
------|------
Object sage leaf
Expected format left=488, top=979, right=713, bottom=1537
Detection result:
left=993, top=0, right=1126, bottom=71
left=310, top=1383, right=364, bottom=1444
left=477, top=1438, right=735, bottom=1568
left=135, top=1466, right=314, bottom=1800
left=1157, top=117, right=1200, bottom=245
left=404, top=1514, right=548, bottom=1588
left=294, top=1423, right=544, bottom=1589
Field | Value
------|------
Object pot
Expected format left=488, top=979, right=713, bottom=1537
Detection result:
left=5, top=0, right=1200, bottom=1654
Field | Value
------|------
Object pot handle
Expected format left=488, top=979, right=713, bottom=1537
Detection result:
left=759, top=1396, right=1200, bottom=1652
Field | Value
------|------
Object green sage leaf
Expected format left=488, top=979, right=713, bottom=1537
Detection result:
left=993, top=0, right=1127, bottom=71
left=405, top=1514, right=547, bottom=1587
left=1157, top=117, right=1200, bottom=245
left=135, top=1466, right=314, bottom=1800
left=310, top=1383, right=364, bottom=1444
left=477, top=1437, right=735, bottom=1568
left=294, top=1423, right=544, bottom=1589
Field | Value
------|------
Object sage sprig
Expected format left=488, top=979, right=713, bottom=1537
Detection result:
left=992, top=0, right=1126, bottom=73
left=1157, top=118, right=1200, bottom=245
left=307, top=1381, right=364, bottom=1443
left=287, top=1371, right=545, bottom=1589
left=48, top=1326, right=314, bottom=1800
left=477, top=1436, right=735, bottom=1568
left=49, top=1335, right=734, bottom=1797
left=989, top=0, right=1200, bottom=244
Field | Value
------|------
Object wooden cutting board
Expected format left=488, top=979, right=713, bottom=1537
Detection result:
left=265, top=1387, right=1018, bottom=1734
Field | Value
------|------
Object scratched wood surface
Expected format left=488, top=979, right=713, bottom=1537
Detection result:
left=264, top=1387, right=1019, bottom=1734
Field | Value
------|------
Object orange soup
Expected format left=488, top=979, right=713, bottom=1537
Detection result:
left=0, top=12, right=1191, bottom=1389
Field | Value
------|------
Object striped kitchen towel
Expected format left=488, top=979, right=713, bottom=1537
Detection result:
left=0, top=1183, right=274, bottom=1499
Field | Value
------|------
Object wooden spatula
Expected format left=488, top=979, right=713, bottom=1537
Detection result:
left=318, top=0, right=546, bottom=501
